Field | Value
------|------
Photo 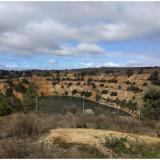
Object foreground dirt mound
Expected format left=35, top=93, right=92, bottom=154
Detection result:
left=39, top=128, right=160, bottom=158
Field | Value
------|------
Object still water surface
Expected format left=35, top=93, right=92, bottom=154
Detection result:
left=38, top=96, right=128, bottom=116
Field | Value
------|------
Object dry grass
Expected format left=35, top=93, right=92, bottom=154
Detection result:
left=0, top=112, right=159, bottom=158
left=9, top=112, right=43, bottom=138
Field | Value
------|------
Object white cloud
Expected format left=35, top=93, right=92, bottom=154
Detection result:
left=53, top=43, right=105, bottom=56
left=0, top=2, right=160, bottom=56
left=103, top=62, right=120, bottom=67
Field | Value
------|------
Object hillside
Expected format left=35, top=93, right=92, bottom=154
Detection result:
left=0, top=67, right=160, bottom=117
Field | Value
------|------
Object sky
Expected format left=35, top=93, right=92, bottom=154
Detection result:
left=0, top=1, right=160, bottom=70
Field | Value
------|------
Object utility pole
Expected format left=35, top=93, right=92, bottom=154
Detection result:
left=35, top=96, right=38, bottom=112
left=82, top=98, right=85, bottom=113
left=138, top=105, right=141, bottom=132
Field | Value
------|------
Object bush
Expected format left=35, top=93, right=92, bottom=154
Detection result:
left=107, top=79, right=118, bottom=83
left=126, top=69, right=134, bottom=77
left=72, top=89, right=78, bottom=95
left=0, top=93, right=12, bottom=116
left=143, top=82, right=148, bottom=86
left=76, top=82, right=81, bottom=85
left=15, top=83, right=26, bottom=93
left=102, top=90, right=109, bottom=94
left=6, top=87, right=13, bottom=97
left=100, top=84, right=104, bottom=87
left=111, top=92, right=117, bottom=96
left=127, top=84, right=143, bottom=93
left=142, top=88, right=160, bottom=120
left=11, top=113, right=42, bottom=138
left=81, top=91, right=92, bottom=98
left=22, top=78, right=29, bottom=84
left=148, top=71, right=160, bottom=85
left=22, top=85, right=37, bottom=112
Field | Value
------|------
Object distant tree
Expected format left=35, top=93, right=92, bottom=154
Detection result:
left=72, top=89, right=78, bottom=95
left=126, top=69, right=134, bottom=77
left=0, top=92, right=12, bottom=116
left=22, top=78, right=29, bottom=84
left=81, top=91, right=92, bottom=98
left=142, top=88, right=160, bottom=120
left=15, top=83, right=26, bottom=93
left=6, top=87, right=13, bottom=97
left=111, top=92, right=117, bottom=96
left=22, top=85, right=37, bottom=112
left=96, top=94, right=101, bottom=102
left=102, top=90, right=109, bottom=94
left=6, top=79, right=14, bottom=87
left=8, top=96, right=22, bottom=111
left=138, top=68, right=144, bottom=74
left=148, top=71, right=160, bottom=85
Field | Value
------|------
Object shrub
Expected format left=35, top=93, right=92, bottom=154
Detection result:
left=91, top=83, right=96, bottom=89
left=15, top=83, right=26, bottom=93
left=142, top=88, right=160, bottom=120
left=100, top=84, right=104, bottom=87
left=6, top=79, right=14, bottom=87
left=11, top=113, right=42, bottom=138
left=65, top=91, right=68, bottom=95
left=111, top=92, right=117, bottom=96
left=127, top=84, right=143, bottom=93
left=68, top=82, right=72, bottom=87
left=107, top=79, right=118, bottom=83
left=6, top=87, right=13, bottom=97
left=126, top=69, right=134, bottom=77
left=102, top=90, right=109, bottom=94
left=22, top=78, right=29, bottom=84
left=125, top=81, right=131, bottom=85
left=76, top=123, right=87, bottom=128
left=76, top=82, right=81, bottom=85
left=148, top=71, right=160, bottom=85
left=81, top=91, right=92, bottom=98
left=0, top=93, right=12, bottom=116
left=143, top=82, right=148, bottom=86
left=72, top=89, right=78, bottom=95
left=22, top=85, right=38, bottom=112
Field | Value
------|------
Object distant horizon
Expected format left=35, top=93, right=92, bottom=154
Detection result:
left=0, top=65, right=160, bottom=72
left=0, top=2, right=160, bottom=70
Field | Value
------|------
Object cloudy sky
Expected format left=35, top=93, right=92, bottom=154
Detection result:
left=0, top=1, right=160, bottom=70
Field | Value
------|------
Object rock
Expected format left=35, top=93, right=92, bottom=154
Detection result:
left=83, top=109, right=95, bottom=115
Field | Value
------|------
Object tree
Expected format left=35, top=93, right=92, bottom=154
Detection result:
left=15, top=83, right=26, bottom=93
left=126, top=69, right=134, bottom=77
left=0, top=92, right=12, bottom=116
left=72, top=89, right=78, bottom=95
left=142, top=88, right=160, bottom=120
left=22, top=85, right=37, bottom=112
left=148, top=71, right=160, bottom=85
left=22, top=78, right=29, bottom=84
left=6, top=87, right=13, bottom=97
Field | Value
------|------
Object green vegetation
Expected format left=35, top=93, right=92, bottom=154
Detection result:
left=15, top=83, right=26, bottom=93
left=148, top=71, right=160, bottom=85
left=126, top=69, right=134, bottom=77
left=81, top=91, right=92, bottom=98
left=102, top=90, right=109, bottom=94
left=105, top=136, right=160, bottom=158
left=21, top=78, right=29, bottom=84
left=111, top=92, right=117, bottom=96
left=22, top=85, right=38, bottom=112
left=142, top=88, right=160, bottom=120
left=0, top=92, right=12, bottom=116
left=127, top=84, right=143, bottom=93
left=107, top=79, right=118, bottom=83
left=72, top=89, right=78, bottom=95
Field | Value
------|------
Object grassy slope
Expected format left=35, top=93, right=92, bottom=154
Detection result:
left=39, top=128, right=160, bottom=158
